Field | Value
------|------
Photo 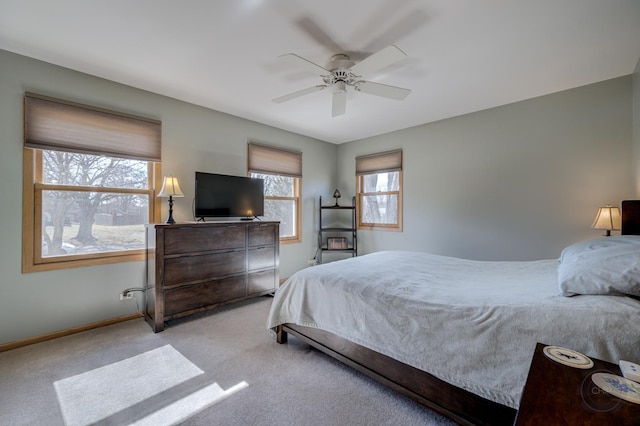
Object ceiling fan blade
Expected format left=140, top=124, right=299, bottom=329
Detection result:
left=272, top=85, right=327, bottom=103
left=332, top=84, right=347, bottom=117
left=296, top=16, right=345, bottom=56
left=350, top=45, right=407, bottom=78
left=279, top=53, right=330, bottom=76
left=361, top=10, right=428, bottom=53
left=354, top=81, right=411, bottom=100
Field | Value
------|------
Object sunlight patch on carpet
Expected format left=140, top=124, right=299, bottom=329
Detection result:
left=54, top=344, right=203, bottom=426
left=130, top=381, right=248, bottom=426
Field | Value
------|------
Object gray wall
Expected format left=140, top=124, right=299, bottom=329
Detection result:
left=0, top=49, right=336, bottom=344
left=337, top=76, right=634, bottom=261
left=634, top=57, right=640, bottom=196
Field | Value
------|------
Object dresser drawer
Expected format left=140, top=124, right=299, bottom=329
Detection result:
left=164, top=250, right=245, bottom=285
left=164, top=225, right=246, bottom=255
left=248, top=224, right=277, bottom=247
left=248, top=246, right=275, bottom=271
left=164, top=275, right=246, bottom=316
left=248, top=270, right=276, bottom=295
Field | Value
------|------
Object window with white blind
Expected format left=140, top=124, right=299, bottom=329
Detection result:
left=356, top=149, right=403, bottom=231
left=248, top=142, right=302, bottom=243
left=22, top=93, right=162, bottom=272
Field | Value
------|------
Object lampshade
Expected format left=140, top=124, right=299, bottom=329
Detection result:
left=158, top=176, right=184, bottom=198
left=591, top=205, right=621, bottom=236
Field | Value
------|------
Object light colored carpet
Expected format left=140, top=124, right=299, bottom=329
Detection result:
left=0, top=297, right=456, bottom=425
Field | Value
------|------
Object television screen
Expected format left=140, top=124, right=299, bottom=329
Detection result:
left=195, top=172, right=264, bottom=219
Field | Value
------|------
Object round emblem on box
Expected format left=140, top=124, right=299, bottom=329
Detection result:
left=592, top=373, right=640, bottom=405
left=543, top=345, right=594, bottom=369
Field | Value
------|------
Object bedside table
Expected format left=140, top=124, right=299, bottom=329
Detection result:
left=515, top=343, right=640, bottom=425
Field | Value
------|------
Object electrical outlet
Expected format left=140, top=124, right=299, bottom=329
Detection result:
left=119, top=291, right=134, bottom=301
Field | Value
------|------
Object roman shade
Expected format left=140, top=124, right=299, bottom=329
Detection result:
left=24, top=92, right=161, bottom=162
left=248, top=142, right=302, bottom=178
left=355, top=149, right=402, bottom=175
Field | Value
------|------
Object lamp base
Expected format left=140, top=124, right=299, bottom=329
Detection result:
left=164, top=196, right=176, bottom=224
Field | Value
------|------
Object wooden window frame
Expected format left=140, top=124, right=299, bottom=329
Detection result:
left=249, top=173, right=302, bottom=244
left=355, top=149, right=403, bottom=232
left=22, top=93, right=162, bottom=273
left=356, top=170, right=403, bottom=232
left=22, top=148, right=162, bottom=273
left=248, top=142, right=302, bottom=244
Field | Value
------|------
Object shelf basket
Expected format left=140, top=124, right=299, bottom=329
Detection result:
left=327, top=237, right=348, bottom=250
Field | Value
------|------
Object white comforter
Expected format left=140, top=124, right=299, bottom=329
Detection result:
left=266, top=251, right=640, bottom=408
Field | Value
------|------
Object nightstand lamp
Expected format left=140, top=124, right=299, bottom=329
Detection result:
left=158, top=175, right=184, bottom=224
left=591, top=204, right=621, bottom=237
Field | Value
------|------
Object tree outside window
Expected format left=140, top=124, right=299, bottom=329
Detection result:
left=40, top=150, right=151, bottom=257
left=360, top=171, right=400, bottom=225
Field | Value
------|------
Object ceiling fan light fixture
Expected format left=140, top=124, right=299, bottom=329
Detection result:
left=328, top=54, right=353, bottom=70
left=274, top=45, right=411, bottom=116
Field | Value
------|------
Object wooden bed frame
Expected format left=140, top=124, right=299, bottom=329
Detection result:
left=274, top=200, right=640, bottom=426
left=276, top=324, right=514, bottom=425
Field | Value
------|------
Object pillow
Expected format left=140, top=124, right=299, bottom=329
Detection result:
left=558, top=236, right=640, bottom=297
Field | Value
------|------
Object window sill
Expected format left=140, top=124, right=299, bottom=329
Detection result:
left=23, top=251, right=146, bottom=273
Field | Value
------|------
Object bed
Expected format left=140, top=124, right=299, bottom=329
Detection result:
left=266, top=200, right=640, bottom=425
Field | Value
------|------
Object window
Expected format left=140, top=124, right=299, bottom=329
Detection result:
left=23, top=93, right=162, bottom=272
left=356, top=149, right=403, bottom=231
left=248, top=142, right=302, bottom=243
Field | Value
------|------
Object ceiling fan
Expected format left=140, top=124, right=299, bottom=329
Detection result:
left=273, top=45, right=411, bottom=117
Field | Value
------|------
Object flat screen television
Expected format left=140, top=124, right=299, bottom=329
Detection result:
left=194, top=172, right=264, bottom=219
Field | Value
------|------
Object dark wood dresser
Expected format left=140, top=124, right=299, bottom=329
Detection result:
left=145, top=221, right=279, bottom=332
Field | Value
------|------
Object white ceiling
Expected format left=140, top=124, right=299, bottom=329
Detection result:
left=1, top=1, right=639, bottom=144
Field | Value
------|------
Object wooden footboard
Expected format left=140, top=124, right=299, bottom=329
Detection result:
left=277, top=323, right=516, bottom=426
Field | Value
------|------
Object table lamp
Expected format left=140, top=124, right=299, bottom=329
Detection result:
left=158, top=175, right=184, bottom=224
left=591, top=204, right=621, bottom=237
